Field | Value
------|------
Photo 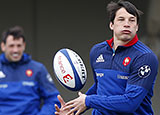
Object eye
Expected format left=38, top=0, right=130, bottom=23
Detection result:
left=130, top=19, right=135, bottom=22
left=118, top=18, right=124, bottom=21
left=9, top=44, right=14, bottom=48
left=17, top=44, right=22, bottom=48
left=129, top=18, right=136, bottom=22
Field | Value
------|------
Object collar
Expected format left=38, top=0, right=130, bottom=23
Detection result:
left=106, top=34, right=138, bottom=48
left=0, top=53, right=31, bottom=65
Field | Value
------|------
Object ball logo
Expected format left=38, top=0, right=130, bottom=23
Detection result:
left=63, top=74, right=73, bottom=83
left=138, top=65, right=151, bottom=78
left=75, top=54, right=86, bottom=80
left=123, top=57, right=131, bottom=66
left=58, top=55, right=66, bottom=74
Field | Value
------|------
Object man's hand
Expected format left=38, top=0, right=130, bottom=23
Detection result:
left=55, top=95, right=73, bottom=115
left=63, top=92, right=87, bottom=115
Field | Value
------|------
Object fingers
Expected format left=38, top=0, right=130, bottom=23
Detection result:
left=54, top=111, right=59, bottom=115
left=55, top=104, right=60, bottom=112
left=67, top=106, right=81, bottom=115
left=78, top=92, right=82, bottom=96
left=55, top=104, right=60, bottom=115
left=63, top=103, right=75, bottom=111
left=75, top=110, right=81, bottom=115
left=57, top=95, right=65, bottom=106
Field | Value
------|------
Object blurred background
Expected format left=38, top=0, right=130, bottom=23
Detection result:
left=0, top=0, right=159, bottom=114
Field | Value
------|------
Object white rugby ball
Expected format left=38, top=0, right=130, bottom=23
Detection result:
left=53, top=48, right=87, bottom=91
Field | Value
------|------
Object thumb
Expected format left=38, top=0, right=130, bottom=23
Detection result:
left=57, top=95, right=65, bottom=106
left=78, top=91, right=82, bottom=96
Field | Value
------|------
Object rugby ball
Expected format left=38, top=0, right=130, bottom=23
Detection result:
left=53, top=48, right=87, bottom=91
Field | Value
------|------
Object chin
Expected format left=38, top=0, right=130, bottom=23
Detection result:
left=11, top=58, right=21, bottom=62
left=121, top=35, right=132, bottom=41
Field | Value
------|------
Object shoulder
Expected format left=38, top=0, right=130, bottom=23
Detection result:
left=29, top=60, right=46, bottom=69
left=132, top=41, right=158, bottom=65
left=133, top=40, right=153, bottom=54
left=90, top=41, right=108, bottom=54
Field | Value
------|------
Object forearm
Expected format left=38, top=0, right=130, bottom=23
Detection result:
left=85, top=84, right=148, bottom=113
left=86, top=83, right=97, bottom=95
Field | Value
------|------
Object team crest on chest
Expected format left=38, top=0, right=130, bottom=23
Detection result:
left=123, top=57, right=131, bottom=66
left=26, top=69, right=33, bottom=77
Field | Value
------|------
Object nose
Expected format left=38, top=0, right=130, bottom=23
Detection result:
left=12, top=46, right=19, bottom=52
left=124, top=20, right=130, bottom=28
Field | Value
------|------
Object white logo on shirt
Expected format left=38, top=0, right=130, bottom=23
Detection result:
left=96, top=72, right=104, bottom=77
left=0, top=71, right=6, bottom=78
left=47, top=74, right=53, bottom=82
left=117, top=75, right=128, bottom=79
left=0, top=84, right=8, bottom=88
left=96, top=54, right=105, bottom=63
left=22, top=81, right=35, bottom=86
left=138, top=65, right=151, bottom=78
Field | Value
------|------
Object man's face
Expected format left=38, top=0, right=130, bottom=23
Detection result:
left=1, top=35, right=26, bottom=62
left=110, top=8, right=138, bottom=42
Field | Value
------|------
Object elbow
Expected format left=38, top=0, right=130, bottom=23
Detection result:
left=125, top=105, right=138, bottom=113
left=120, top=102, right=139, bottom=113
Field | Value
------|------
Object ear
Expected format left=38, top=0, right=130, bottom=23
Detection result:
left=23, top=42, right=26, bottom=51
left=109, top=22, right=114, bottom=30
left=136, top=24, right=139, bottom=32
left=1, top=42, right=5, bottom=52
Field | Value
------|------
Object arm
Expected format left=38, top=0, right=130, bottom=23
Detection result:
left=86, top=49, right=98, bottom=96
left=85, top=84, right=147, bottom=113
left=86, top=69, right=97, bottom=95
left=37, top=65, right=60, bottom=115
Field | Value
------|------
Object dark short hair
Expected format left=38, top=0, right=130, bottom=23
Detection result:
left=107, top=0, right=143, bottom=24
left=2, top=26, right=25, bottom=44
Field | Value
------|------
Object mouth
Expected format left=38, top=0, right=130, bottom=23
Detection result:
left=12, top=53, right=20, bottom=58
left=122, top=30, right=131, bottom=34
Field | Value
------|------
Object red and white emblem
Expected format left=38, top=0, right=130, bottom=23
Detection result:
left=63, top=74, right=73, bottom=83
left=26, top=69, right=33, bottom=77
left=123, top=57, right=131, bottom=66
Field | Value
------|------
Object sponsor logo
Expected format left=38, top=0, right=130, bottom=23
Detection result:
left=138, top=65, right=151, bottom=78
left=58, top=56, right=66, bottom=74
left=0, top=84, right=8, bottom=88
left=96, top=72, right=104, bottom=77
left=117, top=75, right=129, bottom=79
left=22, top=81, right=35, bottom=86
left=47, top=73, right=53, bottom=82
left=96, top=54, right=105, bottom=63
left=26, top=69, right=33, bottom=77
left=123, top=57, right=131, bottom=66
left=63, top=74, right=73, bottom=83
left=0, top=71, right=6, bottom=78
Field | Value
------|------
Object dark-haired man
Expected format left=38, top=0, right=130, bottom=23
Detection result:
left=0, top=26, right=60, bottom=115
left=55, top=0, right=158, bottom=115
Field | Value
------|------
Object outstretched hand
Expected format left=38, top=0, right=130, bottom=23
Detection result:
left=63, top=92, right=87, bottom=115
left=55, top=95, right=73, bottom=115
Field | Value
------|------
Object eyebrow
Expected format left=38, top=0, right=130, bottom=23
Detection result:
left=117, top=16, right=136, bottom=19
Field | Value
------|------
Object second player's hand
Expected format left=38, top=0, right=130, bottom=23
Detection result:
left=55, top=95, right=73, bottom=115
left=63, top=92, right=87, bottom=115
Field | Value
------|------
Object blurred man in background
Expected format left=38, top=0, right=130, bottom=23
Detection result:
left=0, top=26, right=60, bottom=115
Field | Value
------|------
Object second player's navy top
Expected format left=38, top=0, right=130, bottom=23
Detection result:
left=85, top=35, right=158, bottom=115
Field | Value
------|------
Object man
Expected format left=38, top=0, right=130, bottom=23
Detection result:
left=55, top=0, right=159, bottom=115
left=0, top=26, right=60, bottom=115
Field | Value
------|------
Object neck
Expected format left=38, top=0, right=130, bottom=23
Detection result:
left=113, top=38, right=131, bottom=50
